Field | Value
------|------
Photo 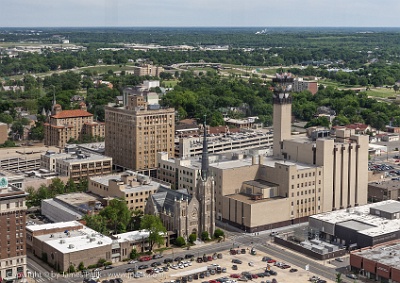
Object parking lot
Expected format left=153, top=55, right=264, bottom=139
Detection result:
left=97, top=247, right=334, bottom=283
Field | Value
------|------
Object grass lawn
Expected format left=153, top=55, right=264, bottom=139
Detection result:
left=366, top=87, right=398, bottom=98
left=162, top=79, right=179, bottom=88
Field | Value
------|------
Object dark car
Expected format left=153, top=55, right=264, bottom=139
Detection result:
left=269, top=270, right=277, bottom=276
left=115, top=279, right=123, bottom=283
left=126, top=268, right=135, bottom=273
left=232, top=259, right=242, bottom=264
left=164, top=258, right=173, bottom=264
left=232, top=265, right=238, bottom=270
left=101, top=280, right=110, bottom=283
left=138, top=264, right=148, bottom=270
left=151, top=261, right=161, bottom=267
left=153, top=254, right=163, bottom=259
left=104, top=265, right=114, bottom=270
left=185, top=254, right=195, bottom=259
left=175, top=256, right=184, bottom=262
left=289, top=268, right=298, bottom=273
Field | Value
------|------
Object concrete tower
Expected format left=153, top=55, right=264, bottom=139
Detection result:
left=195, top=117, right=215, bottom=238
left=272, top=72, right=294, bottom=158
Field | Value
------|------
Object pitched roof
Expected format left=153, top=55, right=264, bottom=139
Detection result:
left=52, top=110, right=93, bottom=119
left=150, top=187, right=191, bottom=215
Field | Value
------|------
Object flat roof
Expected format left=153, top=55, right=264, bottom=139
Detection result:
left=225, top=193, right=285, bottom=205
left=353, top=241, right=400, bottom=268
left=42, top=199, right=83, bottom=218
left=35, top=224, right=113, bottom=253
left=55, top=192, right=99, bottom=205
left=26, top=220, right=82, bottom=232
left=114, top=230, right=150, bottom=243
left=90, top=173, right=166, bottom=193
left=373, top=202, right=400, bottom=214
left=337, top=220, right=376, bottom=231
left=369, top=180, right=400, bottom=191
left=243, top=179, right=279, bottom=188
left=310, top=200, right=400, bottom=237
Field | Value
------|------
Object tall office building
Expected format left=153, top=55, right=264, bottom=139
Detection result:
left=0, top=177, right=28, bottom=282
left=105, top=95, right=175, bottom=174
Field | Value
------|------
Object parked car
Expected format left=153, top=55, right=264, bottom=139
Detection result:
left=289, top=269, right=298, bottom=273
left=125, top=268, right=135, bottom=273
left=232, top=265, right=238, bottom=270
left=335, top=257, right=344, bottom=262
left=232, top=259, right=242, bottom=264
left=164, top=258, right=173, bottom=264
left=128, top=260, right=138, bottom=264
left=346, top=274, right=357, bottom=279
left=104, top=265, right=113, bottom=270
left=153, top=254, right=163, bottom=259
left=185, top=254, right=194, bottom=259
left=139, top=255, right=152, bottom=262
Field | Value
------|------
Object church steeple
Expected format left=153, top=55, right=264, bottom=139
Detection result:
left=201, top=115, right=209, bottom=180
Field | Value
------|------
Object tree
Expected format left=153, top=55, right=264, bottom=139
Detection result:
left=100, top=198, right=132, bottom=234
left=68, top=264, right=75, bottom=273
left=129, top=249, right=138, bottom=260
left=335, top=273, right=343, bottom=283
left=201, top=231, right=209, bottom=241
left=188, top=233, right=196, bottom=244
left=78, top=262, right=85, bottom=271
left=140, top=215, right=167, bottom=252
left=175, top=236, right=186, bottom=247
left=214, top=229, right=225, bottom=239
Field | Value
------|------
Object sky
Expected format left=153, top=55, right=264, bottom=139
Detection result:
left=1, top=0, right=400, bottom=28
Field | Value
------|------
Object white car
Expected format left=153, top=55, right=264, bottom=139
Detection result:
left=128, top=260, right=138, bottom=264
left=171, top=264, right=178, bottom=270
left=178, top=263, right=184, bottom=269
left=248, top=262, right=254, bottom=267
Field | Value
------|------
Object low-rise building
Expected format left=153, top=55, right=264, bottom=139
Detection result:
left=175, top=129, right=273, bottom=158
left=41, top=193, right=103, bottom=222
left=26, top=221, right=113, bottom=272
left=368, top=180, right=400, bottom=203
left=309, top=200, right=400, bottom=250
left=41, top=150, right=112, bottom=183
left=350, top=241, right=400, bottom=282
left=293, top=78, right=318, bottom=95
left=88, top=171, right=170, bottom=211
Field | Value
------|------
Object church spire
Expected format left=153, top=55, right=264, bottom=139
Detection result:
left=201, top=115, right=209, bottom=180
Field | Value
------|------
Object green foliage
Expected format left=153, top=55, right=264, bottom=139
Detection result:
left=140, top=215, right=167, bottom=252
left=129, top=249, right=138, bottom=260
left=68, top=264, right=75, bottom=273
left=201, top=231, right=209, bottom=241
left=78, top=262, right=85, bottom=271
left=25, top=178, right=88, bottom=208
left=214, top=229, right=225, bottom=239
left=97, top=258, right=106, bottom=267
left=305, top=117, right=330, bottom=128
left=188, top=233, right=196, bottom=244
left=99, top=198, right=132, bottom=234
left=175, top=236, right=186, bottom=247
left=87, top=264, right=97, bottom=269
left=0, top=140, right=17, bottom=148
left=336, top=273, right=343, bottom=283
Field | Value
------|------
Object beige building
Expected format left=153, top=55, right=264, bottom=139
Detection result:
left=0, top=179, right=28, bottom=282
left=147, top=123, right=215, bottom=239
left=44, top=102, right=105, bottom=148
left=26, top=221, right=113, bottom=272
left=105, top=95, right=175, bottom=174
left=41, top=150, right=112, bottom=183
left=88, top=171, right=169, bottom=211
left=131, top=64, right=164, bottom=77
left=0, top=122, right=8, bottom=144
left=175, top=129, right=273, bottom=158
left=159, top=72, right=369, bottom=233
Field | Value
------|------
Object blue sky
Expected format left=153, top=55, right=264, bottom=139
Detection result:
left=1, top=0, right=399, bottom=27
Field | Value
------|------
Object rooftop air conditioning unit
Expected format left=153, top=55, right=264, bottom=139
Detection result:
left=60, top=239, right=65, bottom=244
left=69, top=244, right=74, bottom=249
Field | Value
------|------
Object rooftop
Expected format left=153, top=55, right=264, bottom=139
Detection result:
left=353, top=241, right=400, bottom=269
left=52, top=109, right=93, bottom=119
left=225, top=193, right=285, bottom=205
left=114, top=230, right=150, bottom=243
left=35, top=222, right=113, bottom=253
left=310, top=200, right=400, bottom=237
left=55, top=192, right=100, bottom=206
left=26, top=220, right=82, bottom=232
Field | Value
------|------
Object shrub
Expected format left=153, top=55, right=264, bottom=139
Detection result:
left=214, top=229, right=224, bottom=239
left=68, top=265, right=75, bottom=273
left=87, top=264, right=97, bottom=269
left=78, top=262, right=85, bottom=271
left=188, top=233, right=196, bottom=244
left=175, top=236, right=186, bottom=247
left=201, top=231, right=209, bottom=241
left=130, top=249, right=138, bottom=259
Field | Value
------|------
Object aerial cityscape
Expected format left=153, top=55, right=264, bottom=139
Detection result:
left=2, top=2, right=400, bottom=283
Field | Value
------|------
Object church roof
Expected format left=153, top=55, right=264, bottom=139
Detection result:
left=151, top=187, right=191, bottom=215
left=52, top=109, right=93, bottom=119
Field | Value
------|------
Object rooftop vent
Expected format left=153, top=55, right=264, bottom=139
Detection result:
left=60, top=239, right=66, bottom=244
left=68, top=244, right=75, bottom=249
